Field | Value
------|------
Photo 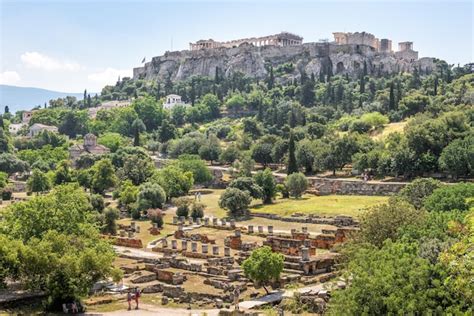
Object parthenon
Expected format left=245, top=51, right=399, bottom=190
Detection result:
left=189, top=32, right=303, bottom=51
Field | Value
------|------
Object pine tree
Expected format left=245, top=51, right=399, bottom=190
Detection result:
left=287, top=132, right=298, bottom=175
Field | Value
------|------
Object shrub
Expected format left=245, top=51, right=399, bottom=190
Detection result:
left=276, top=184, right=289, bottom=199
left=147, top=209, right=164, bottom=228
left=102, top=207, right=120, bottom=235
left=285, top=172, right=308, bottom=198
left=399, top=178, right=443, bottom=209
left=90, top=194, right=105, bottom=212
left=174, top=196, right=191, bottom=218
left=190, top=202, right=205, bottom=219
left=131, top=208, right=141, bottom=220
left=423, top=183, right=474, bottom=212
left=1, top=188, right=12, bottom=200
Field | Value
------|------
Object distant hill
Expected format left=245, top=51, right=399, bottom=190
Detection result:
left=0, top=85, right=88, bottom=114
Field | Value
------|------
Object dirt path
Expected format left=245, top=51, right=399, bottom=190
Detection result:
left=87, top=304, right=220, bottom=316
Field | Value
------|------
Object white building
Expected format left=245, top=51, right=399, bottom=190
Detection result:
left=8, top=123, right=26, bottom=135
left=29, top=123, right=58, bottom=137
left=163, top=94, right=189, bottom=110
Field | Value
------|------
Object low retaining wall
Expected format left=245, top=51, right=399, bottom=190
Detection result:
left=309, top=178, right=406, bottom=196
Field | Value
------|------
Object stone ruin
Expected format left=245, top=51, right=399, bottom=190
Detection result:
left=190, top=31, right=303, bottom=50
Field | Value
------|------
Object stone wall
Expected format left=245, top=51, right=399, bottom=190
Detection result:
left=308, top=178, right=406, bottom=196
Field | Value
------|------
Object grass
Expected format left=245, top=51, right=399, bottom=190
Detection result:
left=200, top=189, right=388, bottom=218
left=251, top=194, right=388, bottom=217
left=371, top=121, right=407, bottom=140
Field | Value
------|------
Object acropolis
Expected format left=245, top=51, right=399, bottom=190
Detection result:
left=190, top=32, right=303, bottom=50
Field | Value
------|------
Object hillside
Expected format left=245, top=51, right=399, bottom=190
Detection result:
left=0, top=85, right=86, bottom=113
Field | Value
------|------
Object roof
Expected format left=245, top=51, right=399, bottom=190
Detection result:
left=166, top=94, right=181, bottom=98
left=69, top=143, right=110, bottom=154
left=30, top=123, right=57, bottom=130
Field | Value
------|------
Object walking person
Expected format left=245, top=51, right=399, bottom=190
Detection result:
left=134, top=287, right=141, bottom=310
left=233, top=286, right=240, bottom=311
left=127, top=289, right=132, bottom=311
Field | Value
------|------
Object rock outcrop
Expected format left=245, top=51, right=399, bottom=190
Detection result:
left=133, top=42, right=435, bottom=82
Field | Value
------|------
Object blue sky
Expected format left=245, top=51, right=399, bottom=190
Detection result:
left=1, top=0, right=472, bottom=92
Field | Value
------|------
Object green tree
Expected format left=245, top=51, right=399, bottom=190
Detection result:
left=54, top=160, right=75, bottom=185
left=174, top=155, right=212, bottom=184
left=285, top=172, right=308, bottom=198
left=102, top=207, right=119, bottom=235
left=98, top=132, right=128, bottom=152
left=137, top=182, right=166, bottom=211
left=199, top=134, right=221, bottom=164
left=423, top=183, right=474, bottom=212
left=121, top=154, right=154, bottom=185
left=287, top=132, right=298, bottom=174
left=329, top=241, right=457, bottom=314
left=242, top=246, right=284, bottom=294
left=218, top=187, right=251, bottom=216
left=153, top=165, right=193, bottom=198
left=91, top=159, right=117, bottom=194
left=131, top=118, right=146, bottom=146
left=229, top=177, right=263, bottom=199
left=132, top=95, right=164, bottom=131
left=358, top=199, right=426, bottom=247
left=27, top=169, right=51, bottom=194
left=254, top=168, right=276, bottom=204
left=399, top=178, right=443, bottom=209
left=439, top=136, right=473, bottom=178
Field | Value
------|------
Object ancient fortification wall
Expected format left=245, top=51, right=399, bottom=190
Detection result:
left=133, top=42, right=433, bottom=82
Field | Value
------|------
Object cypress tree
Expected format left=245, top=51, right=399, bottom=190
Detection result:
left=4, top=106, right=9, bottom=113
left=287, top=132, right=298, bottom=175
left=363, top=61, right=368, bottom=76
left=267, top=66, right=274, bottom=90
left=389, top=81, right=395, bottom=111
left=434, top=76, right=438, bottom=96
left=359, top=74, right=365, bottom=94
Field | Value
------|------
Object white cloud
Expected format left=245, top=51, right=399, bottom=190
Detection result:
left=21, top=51, right=81, bottom=71
left=0, top=71, right=21, bottom=85
left=88, top=67, right=132, bottom=86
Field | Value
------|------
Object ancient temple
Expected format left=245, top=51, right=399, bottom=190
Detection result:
left=189, top=32, right=303, bottom=50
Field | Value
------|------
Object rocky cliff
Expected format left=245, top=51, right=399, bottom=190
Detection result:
left=133, top=42, right=434, bottom=82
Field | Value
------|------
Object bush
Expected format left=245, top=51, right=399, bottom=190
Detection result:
left=174, top=196, right=191, bottom=218
left=399, top=178, right=443, bottom=209
left=147, top=209, right=164, bottom=228
left=276, top=184, right=289, bottom=198
left=90, top=194, right=105, bottom=212
left=190, top=202, right=205, bottom=219
left=1, top=188, right=12, bottom=200
left=137, top=182, right=166, bottom=211
left=102, top=207, right=119, bottom=235
left=285, top=172, right=308, bottom=198
left=131, top=208, right=141, bottom=220
left=423, top=183, right=474, bottom=212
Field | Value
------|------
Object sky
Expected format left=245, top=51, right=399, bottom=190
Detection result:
left=0, top=0, right=472, bottom=92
